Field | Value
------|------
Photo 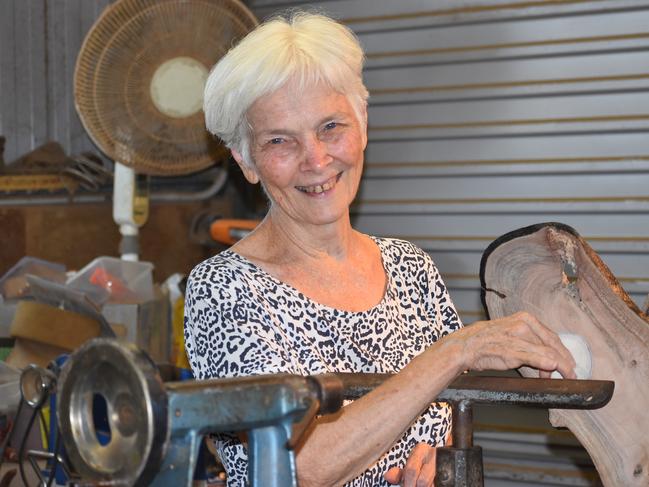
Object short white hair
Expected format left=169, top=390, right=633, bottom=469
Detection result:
left=203, top=11, right=369, bottom=167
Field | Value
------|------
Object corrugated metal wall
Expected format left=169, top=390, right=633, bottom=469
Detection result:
left=0, top=0, right=114, bottom=163
left=251, top=0, right=649, bottom=322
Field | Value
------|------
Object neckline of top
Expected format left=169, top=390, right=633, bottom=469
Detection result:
left=222, top=235, right=391, bottom=315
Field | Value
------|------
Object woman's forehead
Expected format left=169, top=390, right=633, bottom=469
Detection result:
left=247, top=84, right=354, bottom=131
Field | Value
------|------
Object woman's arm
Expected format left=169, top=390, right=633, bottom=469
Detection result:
left=295, top=311, right=577, bottom=487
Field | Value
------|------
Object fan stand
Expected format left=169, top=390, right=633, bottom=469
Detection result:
left=113, top=162, right=149, bottom=261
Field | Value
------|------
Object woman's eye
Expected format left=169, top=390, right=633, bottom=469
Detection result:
left=268, top=137, right=284, bottom=145
left=324, top=121, right=338, bottom=131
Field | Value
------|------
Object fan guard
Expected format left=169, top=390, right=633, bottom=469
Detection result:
left=75, top=0, right=257, bottom=176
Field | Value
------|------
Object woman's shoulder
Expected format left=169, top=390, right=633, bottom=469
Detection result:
left=371, top=236, right=432, bottom=261
left=189, top=249, right=246, bottom=279
left=186, top=249, right=262, bottom=296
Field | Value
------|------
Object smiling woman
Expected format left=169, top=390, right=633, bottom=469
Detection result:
left=184, top=11, right=578, bottom=487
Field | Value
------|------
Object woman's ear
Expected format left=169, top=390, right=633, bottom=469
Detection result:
left=231, top=149, right=260, bottom=184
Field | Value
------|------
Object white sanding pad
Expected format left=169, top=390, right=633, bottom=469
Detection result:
left=552, top=333, right=592, bottom=380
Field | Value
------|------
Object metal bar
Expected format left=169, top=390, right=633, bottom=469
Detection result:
left=0, top=168, right=227, bottom=206
left=452, top=400, right=474, bottom=449
left=150, top=431, right=202, bottom=487
left=248, top=424, right=296, bottom=487
left=339, top=373, right=614, bottom=409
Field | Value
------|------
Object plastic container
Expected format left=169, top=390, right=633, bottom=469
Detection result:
left=0, top=361, right=21, bottom=414
left=66, top=256, right=154, bottom=306
left=0, top=256, right=66, bottom=299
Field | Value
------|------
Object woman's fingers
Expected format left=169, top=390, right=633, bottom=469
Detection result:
left=514, top=313, right=576, bottom=366
left=416, top=446, right=437, bottom=486
left=512, top=312, right=577, bottom=378
left=384, top=466, right=402, bottom=484
left=403, top=443, right=437, bottom=486
left=384, top=443, right=437, bottom=486
left=400, top=443, right=428, bottom=485
left=511, top=339, right=575, bottom=377
left=457, top=311, right=577, bottom=378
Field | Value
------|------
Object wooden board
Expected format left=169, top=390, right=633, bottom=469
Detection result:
left=480, top=222, right=649, bottom=486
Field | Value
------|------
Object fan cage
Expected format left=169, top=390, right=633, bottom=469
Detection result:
left=74, top=0, right=258, bottom=176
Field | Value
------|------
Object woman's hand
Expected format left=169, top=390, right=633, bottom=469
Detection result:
left=446, top=311, right=577, bottom=379
left=384, top=442, right=437, bottom=486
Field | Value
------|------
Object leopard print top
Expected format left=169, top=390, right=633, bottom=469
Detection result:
left=184, top=237, right=463, bottom=486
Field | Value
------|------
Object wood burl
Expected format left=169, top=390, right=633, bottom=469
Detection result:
left=481, top=222, right=649, bottom=487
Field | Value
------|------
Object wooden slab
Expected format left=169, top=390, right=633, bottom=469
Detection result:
left=480, top=222, right=649, bottom=487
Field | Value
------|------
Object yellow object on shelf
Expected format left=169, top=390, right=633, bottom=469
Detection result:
left=171, top=296, right=190, bottom=370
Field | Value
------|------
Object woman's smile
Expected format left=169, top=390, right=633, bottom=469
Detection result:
left=295, top=172, right=343, bottom=195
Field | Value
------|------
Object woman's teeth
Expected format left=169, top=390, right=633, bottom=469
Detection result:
left=298, top=176, right=338, bottom=194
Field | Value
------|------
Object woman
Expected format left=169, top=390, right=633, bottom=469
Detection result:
left=184, top=12, right=576, bottom=487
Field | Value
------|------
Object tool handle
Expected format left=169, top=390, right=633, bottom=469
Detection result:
left=209, top=218, right=259, bottom=245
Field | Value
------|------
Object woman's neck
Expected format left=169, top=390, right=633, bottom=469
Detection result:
left=234, top=209, right=358, bottom=266
left=230, top=209, right=386, bottom=312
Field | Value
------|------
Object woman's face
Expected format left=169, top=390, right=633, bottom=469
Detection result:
left=232, top=82, right=367, bottom=229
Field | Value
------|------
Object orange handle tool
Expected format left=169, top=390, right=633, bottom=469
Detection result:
left=210, top=218, right=260, bottom=246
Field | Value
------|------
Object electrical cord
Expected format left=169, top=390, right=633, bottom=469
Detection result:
left=16, top=359, right=64, bottom=487
left=16, top=400, right=63, bottom=487
left=18, top=404, right=40, bottom=487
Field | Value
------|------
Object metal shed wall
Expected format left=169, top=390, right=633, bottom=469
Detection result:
left=0, top=0, right=114, bottom=163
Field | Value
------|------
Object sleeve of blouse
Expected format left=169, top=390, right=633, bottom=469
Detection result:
left=183, top=259, right=293, bottom=381
left=420, top=249, right=463, bottom=337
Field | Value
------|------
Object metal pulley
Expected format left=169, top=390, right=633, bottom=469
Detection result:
left=57, top=339, right=167, bottom=486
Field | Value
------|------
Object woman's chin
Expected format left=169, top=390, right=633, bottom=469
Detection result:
left=300, top=208, right=350, bottom=227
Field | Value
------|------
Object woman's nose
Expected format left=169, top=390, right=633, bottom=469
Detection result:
left=302, top=135, right=332, bottom=170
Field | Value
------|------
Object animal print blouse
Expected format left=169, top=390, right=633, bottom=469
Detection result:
left=184, top=237, right=463, bottom=486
